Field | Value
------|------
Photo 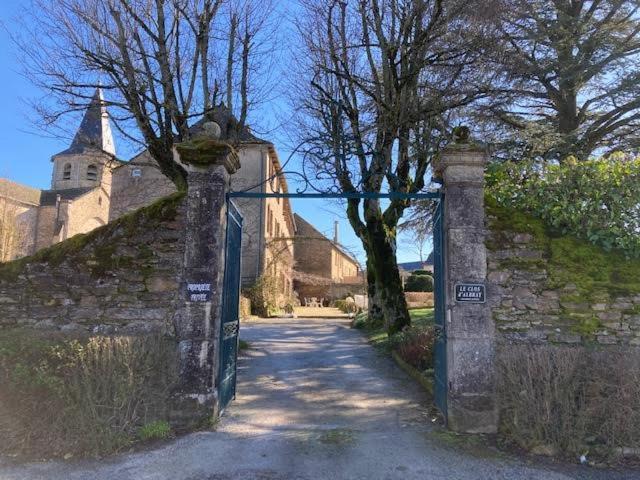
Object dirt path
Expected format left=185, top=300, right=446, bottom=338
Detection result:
left=0, top=318, right=636, bottom=479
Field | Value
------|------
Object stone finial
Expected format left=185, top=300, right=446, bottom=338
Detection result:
left=198, top=121, right=222, bottom=140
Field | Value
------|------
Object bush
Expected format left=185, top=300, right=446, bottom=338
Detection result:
left=498, top=344, right=640, bottom=458
left=412, top=269, right=431, bottom=276
left=389, top=326, right=435, bottom=371
left=405, top=274, right=433, bottom=292
left=334, top=298, right=358, bottom=314
left=350, top=313, right=368, bottom=329
left=0, top=329, right=177, bottom=458
left=486, top=157, right=640, bottom=258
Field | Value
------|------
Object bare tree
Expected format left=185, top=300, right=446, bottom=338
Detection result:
left=12, top=0, right=279, bottom=189
left=292, top=0, right=490, bottom=333
left=483, top=0, right=640, bottom=161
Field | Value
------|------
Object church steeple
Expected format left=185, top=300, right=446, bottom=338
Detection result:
left=56, top=88, right=116, bottom=157
left=50, top=89, right=117, bottom=191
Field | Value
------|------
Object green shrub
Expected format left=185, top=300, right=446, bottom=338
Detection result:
left=405, top=274, right=434, bottom=292
left=412, top=270, right=431, bottom=276
left=0, top=329, right=177, bottom=459
left=138, top=421, right=172, bottom=442
left=351, top=313, right=368, bottom=329
left=486, top=156, right=640, bottom=257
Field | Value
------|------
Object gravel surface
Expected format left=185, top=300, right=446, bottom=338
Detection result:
left=1, top=318, right=637, bottom=480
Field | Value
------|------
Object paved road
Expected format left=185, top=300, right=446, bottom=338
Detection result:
left=1, top=318, right=637, bottom=480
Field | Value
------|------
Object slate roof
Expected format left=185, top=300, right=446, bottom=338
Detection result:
left=54, top=89, right=115, bottom=157
left=0, top=178, right=42, bottom=206
left=39, top=188, right=94, bottom=206
left=398, top=252, right=434, bottom=272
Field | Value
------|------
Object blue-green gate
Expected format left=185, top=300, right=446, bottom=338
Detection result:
left=218, top=201, right=243, bottom=413
left=224, top=190, right=447, bottom=422
left=432, top=197, right=447, bottom=418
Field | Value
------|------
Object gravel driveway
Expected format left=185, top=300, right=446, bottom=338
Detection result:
left=1, top=318, right=637, bottom=480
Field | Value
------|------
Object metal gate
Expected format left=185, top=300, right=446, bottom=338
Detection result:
left=433, top=197, right=447, bottom=420
left=224, top=189, right=446, bottom=418
left=218, top=201, right=243, bottom=413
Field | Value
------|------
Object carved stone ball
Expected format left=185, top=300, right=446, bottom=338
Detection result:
left=201, top=121, right=222, bottom=139
left=452, top=126, right=470, bottom=144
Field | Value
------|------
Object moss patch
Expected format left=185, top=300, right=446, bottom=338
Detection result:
left=0, top=192, right=185, bottom=281
left=175, top=140, right=237, bottom=166
left=486, top=196, right=640, bottom=303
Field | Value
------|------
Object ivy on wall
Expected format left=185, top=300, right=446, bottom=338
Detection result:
left=486, top=156, right=640, bottom=258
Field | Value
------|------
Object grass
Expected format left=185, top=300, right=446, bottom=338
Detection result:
left=238, top=339, right=250, bottom=350
left=0, top=328, right=177, bottom=459
left=409, top=308, right=435, bottom=327
left=138, top=421, right=172, bottom=442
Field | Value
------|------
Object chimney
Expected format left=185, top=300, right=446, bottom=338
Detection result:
left=334, top=220, right=339, bottom=244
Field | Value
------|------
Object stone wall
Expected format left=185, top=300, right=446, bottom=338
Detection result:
left=109, top=152, right=178, bottom=222
left=486, top=201, right=640, bottom=347
left=0, top=193, right=186, bottom=334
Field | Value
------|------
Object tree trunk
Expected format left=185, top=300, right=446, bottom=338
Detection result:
left=365, top=256, right=384, bottom=327
left=363, top=219, right=411, bottom=335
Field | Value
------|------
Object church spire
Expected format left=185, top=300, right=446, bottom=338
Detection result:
left=56, top=88, right=116, bottom=156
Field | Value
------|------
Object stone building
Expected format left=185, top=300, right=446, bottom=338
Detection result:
left=293, top=214, right=363, bottom=303
left=0, top=90, right=295, bottom=299
left=0, top=89, right=116, bottom=261
left=108, top=105, right=296, bottom=299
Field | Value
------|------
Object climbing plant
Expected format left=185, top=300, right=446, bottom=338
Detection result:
left=486, top=156, right=640, bottom=258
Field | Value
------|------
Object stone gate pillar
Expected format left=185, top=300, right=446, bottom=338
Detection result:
left=434, top=135, right=497, bottom=433
left=170, top=137, right=240, bottom=429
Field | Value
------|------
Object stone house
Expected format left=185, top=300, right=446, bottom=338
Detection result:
left=293, top=214, right=363, bottom=303
left=0, top=89, right=295, bottom=299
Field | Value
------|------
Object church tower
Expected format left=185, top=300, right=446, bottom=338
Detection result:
left=50, top=89, right=116, bottom=190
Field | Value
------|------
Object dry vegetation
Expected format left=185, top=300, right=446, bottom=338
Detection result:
left=0, top=329, right=177, bottom=459
left=498, top=344, right=640, bottom=459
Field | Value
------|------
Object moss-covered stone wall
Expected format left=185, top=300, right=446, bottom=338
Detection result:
left=486, top=198, right=640, bottom=346
left=0, top=193, right=186, bottom=334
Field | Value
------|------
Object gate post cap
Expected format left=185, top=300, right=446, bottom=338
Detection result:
left=173, top=139, right=240, bottom=174
left=433, top=136, right=488, bottom=184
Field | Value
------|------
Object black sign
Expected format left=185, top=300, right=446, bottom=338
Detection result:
left=455, top=283, right=486, bottom=303
left=187, top=282, right=212, bottom=302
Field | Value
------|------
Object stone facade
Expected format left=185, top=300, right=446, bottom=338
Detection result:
left=293, top=214, right=363, bottom=302
left=109, top=151, right=177, bottom=222
left=486, top=216, right=640, bottom=347
left=0, top=193, right=185, bottom=334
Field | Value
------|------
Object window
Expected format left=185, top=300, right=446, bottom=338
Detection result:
left=98, top=196, right=102, bottom=206
left=87, top=164, right=98, bottom=181
left=62, top=163, right=72, bottom=180
left=131, top=168, right=142, bottom=178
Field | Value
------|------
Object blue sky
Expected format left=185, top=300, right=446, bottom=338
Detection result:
left=0, top=1, right=429, bottom=267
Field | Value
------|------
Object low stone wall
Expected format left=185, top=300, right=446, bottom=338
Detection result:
left=486, top=202, right=640, bottom=347
left=0, top=193, right=186, bottom=335
left=405, top=292, right=434, bottom=309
